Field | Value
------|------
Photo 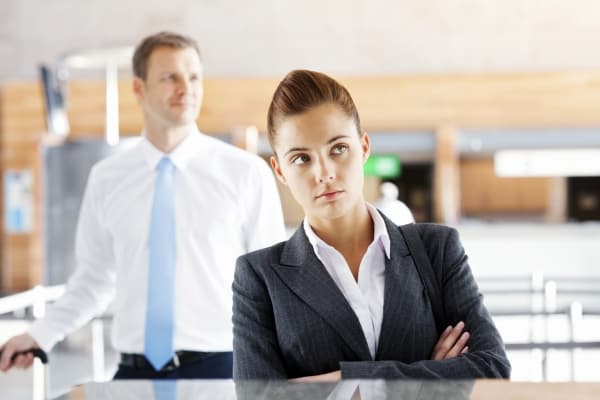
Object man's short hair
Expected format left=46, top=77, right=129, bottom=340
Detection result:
left=132, top=31, right=202, bottom=80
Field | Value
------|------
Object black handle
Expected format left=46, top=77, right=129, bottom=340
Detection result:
left=0, top=348, right=48, bottom=364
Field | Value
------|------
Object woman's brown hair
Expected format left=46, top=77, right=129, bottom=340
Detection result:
left=267, top=70, right=362, bottom=153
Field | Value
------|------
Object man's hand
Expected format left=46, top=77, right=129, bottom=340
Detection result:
left=430, top=321, right=470, bottom=360
left=0, top=333, right=40, bottom=372
left=289, top=370, right=341, bottom=382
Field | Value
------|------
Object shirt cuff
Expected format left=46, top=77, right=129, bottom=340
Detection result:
left=27, top=320, right=63, bottom=352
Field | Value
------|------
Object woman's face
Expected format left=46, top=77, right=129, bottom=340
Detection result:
left=270, top=102, right=370, bottom=223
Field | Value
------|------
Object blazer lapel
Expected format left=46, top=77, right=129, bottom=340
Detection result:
left=272, top=226, right=372, bottom=361
left=375, top=215, right=422, bottom=360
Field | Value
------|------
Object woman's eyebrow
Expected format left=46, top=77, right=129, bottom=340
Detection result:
left=326, top=135, right=351, bottom=144
left=284, top=146, right=310, bottom=157
left=283, top=135, right=351, bottom=157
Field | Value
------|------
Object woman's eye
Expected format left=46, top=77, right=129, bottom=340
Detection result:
left=332, top=144, right=348, bottom=154
left=291, top=155, right=309, bottom=165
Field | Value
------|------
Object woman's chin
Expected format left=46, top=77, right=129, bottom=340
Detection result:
left=312, top=205, right=351, bottom=222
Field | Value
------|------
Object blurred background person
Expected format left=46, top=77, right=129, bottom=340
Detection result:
left=374, top=182, right=415, bottom=225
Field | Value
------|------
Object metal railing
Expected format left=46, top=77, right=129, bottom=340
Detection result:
left=0, top=285, right=64, bottom=317
left=0, top=284, right=108, bottom=399
left=479, top=273, right=600, bottom=381
left=1, top=272, right=600, bottom=393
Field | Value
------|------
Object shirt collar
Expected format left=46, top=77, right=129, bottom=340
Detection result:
left=303, top=202, right=391, bottom=259
left=367, top=202, right=391, bottom=258
left=140, top=126, right=206, bottom=171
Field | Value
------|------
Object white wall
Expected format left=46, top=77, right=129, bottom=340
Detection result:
left=2, top=0, right=600, bottom=81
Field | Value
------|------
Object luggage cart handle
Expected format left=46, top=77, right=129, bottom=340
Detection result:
left=0, top=348, right=48, bottom=364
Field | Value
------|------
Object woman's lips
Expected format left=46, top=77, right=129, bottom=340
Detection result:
left=316, top=190, right=344, bottom=200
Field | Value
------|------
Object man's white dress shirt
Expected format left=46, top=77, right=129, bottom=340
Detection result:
left=303, top=203, right=390, bottom=359
left=29, top=129, right=286, bottom=353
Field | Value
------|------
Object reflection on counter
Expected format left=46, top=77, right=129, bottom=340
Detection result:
left=77, top=380, right=474, bottom=400
left=64, top=379, right=600, bottom=400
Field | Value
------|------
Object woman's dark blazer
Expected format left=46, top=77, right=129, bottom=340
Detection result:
left=232, top=213, right=511, bottom=379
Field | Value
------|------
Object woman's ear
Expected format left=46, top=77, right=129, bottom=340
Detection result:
left=361, top=132, right=371, bottom=163
left=270, top=155, right=287, bottom=185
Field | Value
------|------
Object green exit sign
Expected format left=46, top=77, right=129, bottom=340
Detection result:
left=364, top=155, right=401, bottom=178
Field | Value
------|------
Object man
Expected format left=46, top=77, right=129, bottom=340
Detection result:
left=0, top=31, right=286, bottom=379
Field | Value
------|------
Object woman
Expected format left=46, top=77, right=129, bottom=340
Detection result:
left=232, top=70, right=510, bottom=380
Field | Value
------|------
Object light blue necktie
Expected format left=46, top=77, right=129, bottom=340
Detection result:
left=153, top=380, right=177, bottom=400
left=144, top=157, right=176, bottom=371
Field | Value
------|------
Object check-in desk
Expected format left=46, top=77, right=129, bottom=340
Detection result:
left=61, top=379, right=600, bottom=400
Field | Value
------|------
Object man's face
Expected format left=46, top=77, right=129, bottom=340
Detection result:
left=133, top=46, right=203, bottom=129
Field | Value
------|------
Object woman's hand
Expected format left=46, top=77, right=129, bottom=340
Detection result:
left=430, top=321, right=470, bottom=360
left=287, top=323, right=469, bottom=381
left=289, top=370, right=342, bottom=382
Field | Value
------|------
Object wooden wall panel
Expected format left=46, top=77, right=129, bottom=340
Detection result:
left=0, top=87, right=3, bottom=290
left=434, top=126, right=460, bottom=224
left=5, top=70, right=600, bottom=139
left=460, top=159, right=550, bottom=214
left=0, top=83, right=46, bottom=291
left=342, top=71, right=600, bottom=130
left=200, top=78, right=279, bottom=133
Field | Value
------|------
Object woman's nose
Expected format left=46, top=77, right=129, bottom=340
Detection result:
left=316, top=159, right=335, bottom=183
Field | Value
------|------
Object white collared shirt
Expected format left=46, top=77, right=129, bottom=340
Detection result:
left=29, top=129, right=286, bottom=353
left=303, top=203, right=390, bottom=359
